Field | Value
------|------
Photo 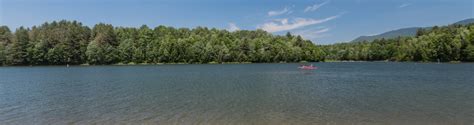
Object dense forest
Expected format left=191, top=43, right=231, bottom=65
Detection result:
left=1, top=21, right=473, bottom=66
left=0, top=20, right=325, bottom=65
left=323, top=23, right=474, bottom=62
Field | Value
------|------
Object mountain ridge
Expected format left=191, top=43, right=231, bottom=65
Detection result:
left=351, top=18, right=474, bottom=42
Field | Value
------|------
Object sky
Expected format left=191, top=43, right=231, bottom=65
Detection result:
left=0, top=0, right=473, bottom=44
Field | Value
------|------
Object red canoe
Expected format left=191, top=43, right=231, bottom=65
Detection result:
left=298, top=65, right=318, bottom=70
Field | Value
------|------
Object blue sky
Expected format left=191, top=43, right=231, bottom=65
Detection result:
left=1, top=0, right=473, bottom=44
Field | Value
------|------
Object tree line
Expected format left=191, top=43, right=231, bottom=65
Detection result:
left=0, top=20, right=325, bottom=65
left=322, top=23, right=474, bottom=62
left=1, top=20, right=473, bottom=66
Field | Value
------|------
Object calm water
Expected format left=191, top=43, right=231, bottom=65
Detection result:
left=0, top=63, right=473, bottom=125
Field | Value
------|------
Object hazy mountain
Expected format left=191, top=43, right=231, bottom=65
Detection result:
left=352, top=18, right=474, bottom=42
left=453, top=18, right=474, bottom=25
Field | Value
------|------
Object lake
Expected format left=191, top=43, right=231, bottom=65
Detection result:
left=0, top=63, right=473, bottom=125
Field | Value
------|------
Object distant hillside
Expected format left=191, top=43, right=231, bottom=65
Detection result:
left=454, top=18, right=474, bottom=25
left=352, top=27, right=421, bottom=42
left=352, top=18, right=474, bottom=42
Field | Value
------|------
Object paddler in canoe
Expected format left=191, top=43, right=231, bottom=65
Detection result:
left=298, top=64, right=318, bottom=70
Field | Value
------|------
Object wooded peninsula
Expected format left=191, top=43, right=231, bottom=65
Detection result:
left=0, top=20, right=473, bottom=66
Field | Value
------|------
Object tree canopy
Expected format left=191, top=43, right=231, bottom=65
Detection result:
left=0, top=20, right=324, bottom=65
left=1, top=20, right=473, bottom=66
left=322, top=23, right=474, bottom=62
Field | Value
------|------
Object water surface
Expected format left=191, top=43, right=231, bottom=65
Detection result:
left=0, top=63, right=473, bottom=124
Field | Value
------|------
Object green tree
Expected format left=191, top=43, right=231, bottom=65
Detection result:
left=86, top=24, right=118, bottom=64
left=8, top=27, right=30, bottom=65
left=116, top=27, right=138, bottom=63
left=0, top=26, right=12, bottom=65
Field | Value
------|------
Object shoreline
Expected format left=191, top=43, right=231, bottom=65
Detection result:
left=0, top=60, right=471, bottom=67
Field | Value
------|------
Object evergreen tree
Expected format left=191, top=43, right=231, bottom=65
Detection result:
left=8, top=27, right=30, bottom=65
left=86, top=24, right=118, bottom=64
left=0, top=26, right=12, bottom=65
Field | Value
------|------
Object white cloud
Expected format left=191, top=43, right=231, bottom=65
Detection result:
left=293, top=27, right=331, bottom=40
left=398, top=3, right=411, bottom=8
left=257, top=15, right=340, bottom=33
left=227, top=23, right=240, bottom=32
left=268, top=7, right=292, bottom=16
left=367, top=33, right=380, bottom=36
left=304, top=1, right=330, bottom=12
